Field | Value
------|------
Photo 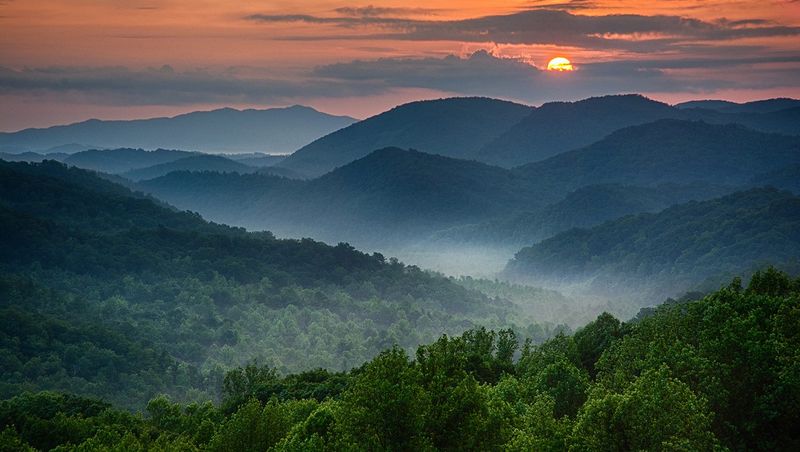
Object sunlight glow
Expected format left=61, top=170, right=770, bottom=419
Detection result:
left=547, top=57, right=574, bottom=71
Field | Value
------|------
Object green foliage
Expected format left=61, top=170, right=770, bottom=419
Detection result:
left=571, top=367, right=721, bottom=451
left=0, top=160, right=545, bottom=408
left=2, top=160, right=798, bottom=450
left=339, top=348, right=429, bottom=450
left=573, top=312, right=621, bottom=378
left=2, top=271, right=799, bottom=451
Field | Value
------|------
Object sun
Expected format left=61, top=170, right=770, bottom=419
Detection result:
left=547, top=57, right=574, bottom=71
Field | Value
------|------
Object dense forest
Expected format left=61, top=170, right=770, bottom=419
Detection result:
left=2, top=268, right=798, bottom=450
left=2, top=93, right=799, bottom=451
left=0, top=160, right=563, bottom=409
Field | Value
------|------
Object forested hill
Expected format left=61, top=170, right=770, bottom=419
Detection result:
left=121, top=154, right=255, bottom=181
left=0, top=159, right=559, bottom=408
left=513, top=119, right=800, bottom=203
left=504, top=188, right=800, bottom=304
left=277, top=97, right=532, bottom=177
left=430, top=182, right=735, bottom=248
left=477, top=94, right=679, bottom=166
left=138, top=148, right=546, bottom=247
left=2, top=268, right=798, bottom=450
left=63, top=148, right=197, bottom=174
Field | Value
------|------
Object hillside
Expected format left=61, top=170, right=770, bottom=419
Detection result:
left=121, top=154, right=255, bottom=181
left=477, top=94, right=681, bottom=167
left=4, top=269, right=798, bottom=451
left=513, top=119, right=800, bottom=203
left=432, top=183, right=736, bottom=248
left=504, top=188, right=800, bottom=305
left=63, top=148, right=198, bottom=174
left=0, top=105, right=356, bottom=153
left=0, top=160, right=554, bottom=408
left=229, top=153, right=286, bottom=167
left=277, top=97, right=532, bottom=177
left=140, top=148, right=545, bottom=247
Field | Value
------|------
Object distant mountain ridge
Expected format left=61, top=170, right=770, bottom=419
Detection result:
left=479, top=95, right=800, bottom=167
left=477, top=94, right=681, bottom=167
left=121, top=154, right=255, bottom=181
left=675, top=98, right=800, bottom=113
left=513, top=119, right=800, bottom=203
left=277, top=97, right=532, bottom=177
left=0, top=105, right=357, bottom=154
left=279, top=95, right=800, bottom=174
left=63, top=148, right=198, bottom=174
left=136, top=118, right=800, bottom=252
left=139, top=147, right=544, bottom=246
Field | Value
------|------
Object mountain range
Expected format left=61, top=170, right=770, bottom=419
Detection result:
left=278, top=95, right=800, bottom=174
left=0, top=105, right=356, bottom=154
left=137, top=119, right=800, bottom=251
left=277, top=97, right=533, bottom=177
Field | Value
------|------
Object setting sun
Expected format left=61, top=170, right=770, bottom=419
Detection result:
left=547, top=57, right=574, bottom=71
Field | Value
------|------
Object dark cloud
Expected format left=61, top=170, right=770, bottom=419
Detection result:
left=333, top=6, right=443, bottom=17
left=246, top=9, right=800, bottom=52
left=526, top=0, right=597, bottom=11
left=314, top=49, right=800, bottom=103
left=312, top=51, right=744, bottom=103
left=2, top=50, right=798, bottom=108
left=0, top=65, right=384, bottom=106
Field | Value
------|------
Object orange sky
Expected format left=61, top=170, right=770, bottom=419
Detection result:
left=1, top=0, right=799, bottom=130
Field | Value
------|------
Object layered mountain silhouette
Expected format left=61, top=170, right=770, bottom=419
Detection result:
left=121, top=154, right=255, bottom=181
left=277, top=97, right=532, bottom=177
left=279, top=95, right=800, bottom=173
left=477, top=95, right=681, bottom=167
left=139, top=148, right=542, bottom=245
left=0, top=105, right=356, bottom=154
left=675, top=98, right=800, bottom=114
left=513, top=119, right=800, bottom=203
left=62, top=148, right=198, bottom=174
left=137, top=119, right=800, bottom=251
left=430, top=183, right=736, bottom=249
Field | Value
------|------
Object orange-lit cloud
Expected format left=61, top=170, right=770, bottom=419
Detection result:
left=0, top=0, right=799, bottom=130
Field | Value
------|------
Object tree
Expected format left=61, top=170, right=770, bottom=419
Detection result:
left=338, top=347, right=430, bottom=451
left=571, top=367, right=721, bottom=451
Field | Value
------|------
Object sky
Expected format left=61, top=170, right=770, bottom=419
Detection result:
left=1, top=0, right=799, bottom=131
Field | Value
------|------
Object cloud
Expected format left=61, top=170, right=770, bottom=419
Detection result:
left=313, top=49, right=800, bottom=103
left=246, top=9, right=800, bottom=52
left=1, top=51, right=798, bottom=109
left=526, top=0, right=598, bottom=11
left=312, top=51, right=745, bottom=103
left=333, top=6, right=443, bottom=17
left=0, top=65, right=385, bottom=106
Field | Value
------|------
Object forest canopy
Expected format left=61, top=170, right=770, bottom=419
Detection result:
left=2, top=268, right=798, bottom=451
